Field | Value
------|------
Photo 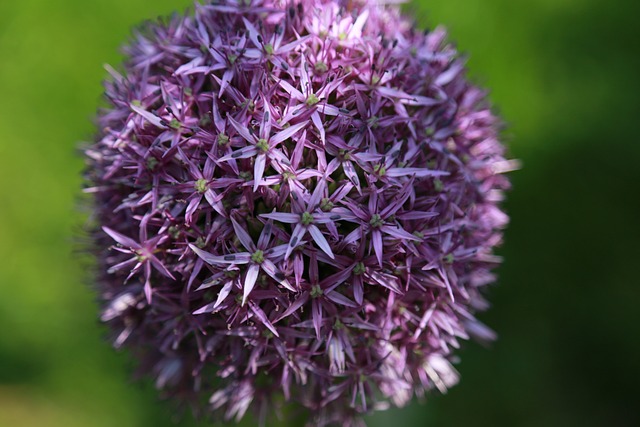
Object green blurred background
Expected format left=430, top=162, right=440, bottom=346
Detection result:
left=1, top=0, right=638, bottom=426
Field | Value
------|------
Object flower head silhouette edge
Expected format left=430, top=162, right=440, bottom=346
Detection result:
left=85, top=0, right=515, bottom=425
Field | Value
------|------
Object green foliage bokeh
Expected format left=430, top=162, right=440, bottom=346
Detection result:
left=0, top=0, right=638, bottom=426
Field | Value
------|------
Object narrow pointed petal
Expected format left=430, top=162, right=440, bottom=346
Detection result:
left=242, top=264, right=260, bottom=304
left=253, top=153, right=266, bottom=191
left=386, top=167, right=450, bottom=178
left=228, top=116, right=256, bottom=144
left=285, top=224, right=306, bottom=258
left=366, top=269, right=403, bottom=294
left=342, top=161, right=361, bottom=190
left=278, top=79, right=304, bottom=99
left=381, top=225, right=421, bottom=241
left=219, top=69, right=234, bottom=98
left=308, top=225, right=334, bottom=259
left=260, top=212, right=300, bottom=223
left=275, top=291, right=310, bottom=322
left=311, top=112, right=325, bottom=143
left=204, top=189, right=226, bottom=217
left=270, top=121, right=307, bottom=145
left=102, top=226, right=141, bottom=249
left=312, top=299, right=323, bottom=339
left=189, top=244, right=251, bottom=265
left=353, top=276, right=364, bottom=305
left=193, top=281, right=233, bottom=313
left=257, top=220, right=273, bottom=249
left=396, top=211, right=439, bottom=220
left=149, top=255, right=176, bottom=279
left=231, top=217, right=256, bottom=252
left=371, top=229, right=383, bottom=266
left=242, top=17, right=262, bottom=48
left=130, top=103, right=166, bottom=129
left=248, top=301, right=279, bottom=337
left=277, top=35, right=311, bottom=53
left=219, top=145, right=258, bottom=162
left=261, top=259, right=295, bottom=292
left=264, top=244, right=288, bottom=258
left=144, top=277, right=153, bottom=304
left=325, top=291, right=357, bottom=307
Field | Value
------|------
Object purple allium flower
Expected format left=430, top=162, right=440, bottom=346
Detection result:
left=84, top=0, right=516, bottom=425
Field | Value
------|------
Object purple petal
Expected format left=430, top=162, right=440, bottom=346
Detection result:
left=366, top=269, right=403, bottom=294
left=130, top=103, right=166, bottom=129
left=270, top=121, right=308, bottom=145
left=325, top=291, right=357, bottom=307
left=257, top=220, right=273, bottom=249
left=371, top=229, right=383, bottom=267
left=278, top=79, right=304, bottom=99
left=308, top=225, right=334, bottom=259
left=353, top=276, right=364, bottom=305
left=319, top=265, right=355, bottom=293
left=219, top=69, right=234, bottom=98
left=277, top=35, right=311, bottom=54
left=342, top=160, right=361, bottom=190
left=149, top=255, right=176, bottom=279
left=260, top=212, right=300, bottom=223
left=219, top=145, right=258, bottom=162
left=312, top=299, right=323, bottom=339
left=396, top=211, right=439, bottom=220
left=194, top=281, right=233, bottom=313
left=231, top=217, right=256, bottom=252
left=311, top=112, right=325, bottom=143
left=285, top=224, right=306, bottom=259
left=248, top=301, right=279, bottom=338
left=102, top=226, right=140, bottom=249
left=189, top=244, right=251, bottom=265
left=381, top=225, right=421, bottom=241
left=264, top=244, right=288, bottom=258
left=242, top=264, right=260, bottom=305
left=253, top=153, right=267, bottom=191
left=228, top=116, right=256, bottom=144
left=144, top=277, right=153, bottom=304
left=261, top=259, right=295, bottom=292
left=204, top=189, right=226, bottom=217
left=386, top=167, right=450, bottom=178
left=275, top=291, right=310, bottom=322
left=242, top=17, right=262, bottom=48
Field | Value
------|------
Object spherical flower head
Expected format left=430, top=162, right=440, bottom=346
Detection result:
left=85, top=0, right=515, bottom=425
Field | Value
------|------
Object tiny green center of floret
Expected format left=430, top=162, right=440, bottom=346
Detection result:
left=194, top=179, right=208, bottom=193
left=373, top=164, right=386, bottom=176
left=251, top=250, right=265, bottom=264
left=264, top=43, right=274, bottom=55
left=320, top=198, right=334, bottom=212
left=301, top=212, right=314, bottom=226
left=217, top=133, right=229, bottom=146
left=314, top=61, right=328, bottom=73
left=353, top=262, right=366, bottom=276
left=306, top=94, right=320, bottom=106
left=169, top=118, right=181, bottom=129
left=338, top=149, right=351, bottom=161
left=256, top=138, right=269, bottom=152
left=282, top=171, right=295, bottom=181
left=369, top=214, right=384, bottom=228
left=310, top=285, right=323, bottom=298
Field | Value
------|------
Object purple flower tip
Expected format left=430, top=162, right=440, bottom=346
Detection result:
left=85, top=0, right=514, bottom=425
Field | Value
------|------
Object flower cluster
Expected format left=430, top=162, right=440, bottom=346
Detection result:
left=85, top=0, right=514, bottom=425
